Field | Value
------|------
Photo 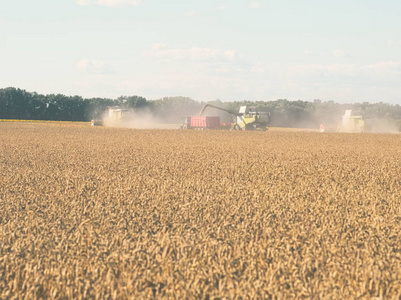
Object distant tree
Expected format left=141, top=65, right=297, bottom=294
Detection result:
left=85, top=97, right=115, bottom=120
left=149, top=97, right=203, bottom=123
left=312, top=100, right=343, bottom=128
left=0, top=87, right=400, bottom=130
left=117, top=95, right=148, bottom=110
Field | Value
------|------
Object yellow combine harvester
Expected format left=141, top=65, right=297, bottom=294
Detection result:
left=340, top=110, right=365, bottom=133
left=198, top=104, right=270, bottom=131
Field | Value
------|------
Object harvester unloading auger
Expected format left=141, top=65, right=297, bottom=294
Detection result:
left=182, top=103, right=270, bottom=130
left=198, top=104, right=270, bottom=131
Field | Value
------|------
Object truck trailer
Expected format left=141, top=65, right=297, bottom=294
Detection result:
left=182, top=104, right=270, bottom=131
left=182, top=116, right=220, bottom=130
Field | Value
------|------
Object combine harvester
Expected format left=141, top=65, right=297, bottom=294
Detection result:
left=340, top=110, right=365, bottom=133
left=103, top=107, right=133, bottom=126
left=90, top=107, right=131, bottom=127
left=182, top=104, right=270, bottom=130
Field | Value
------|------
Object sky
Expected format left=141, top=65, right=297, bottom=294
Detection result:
left=1, top=0, right=401, bottom=104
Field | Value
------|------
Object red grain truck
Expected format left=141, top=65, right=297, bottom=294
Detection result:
left=182, top=116, right=220, bottom=130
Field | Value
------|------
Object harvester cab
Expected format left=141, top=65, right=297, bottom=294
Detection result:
left=181, top=116, right=191, bottom=130
left=103, top=107, right=133, bottom=126
left=340, top=110, right=365, bottom=133
left=197, top=104, right=270, bottom=131
left=236, top=106, right=270, bottom=131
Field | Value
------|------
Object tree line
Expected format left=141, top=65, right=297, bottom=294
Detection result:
left=1, top=87, right=400, bottom=130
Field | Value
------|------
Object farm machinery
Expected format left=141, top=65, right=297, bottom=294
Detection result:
left=182, top=104, right=270, bottom=130
left=340, top=110, right=365, bottom=133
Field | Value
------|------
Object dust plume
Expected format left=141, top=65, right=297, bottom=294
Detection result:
left=103, top=108, right=180, bottom=129
left=365, top=118, right=400, bottom=133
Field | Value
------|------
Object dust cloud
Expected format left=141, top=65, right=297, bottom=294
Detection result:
left=365, top=118, right=400, bottom=133
left=103, top=109, right=181, bottom=129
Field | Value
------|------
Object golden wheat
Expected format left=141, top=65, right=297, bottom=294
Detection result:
left=1, top=122, right=401, bottom=299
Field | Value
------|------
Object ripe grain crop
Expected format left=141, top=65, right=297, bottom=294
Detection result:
left=1, top=122, right=401, bottom=299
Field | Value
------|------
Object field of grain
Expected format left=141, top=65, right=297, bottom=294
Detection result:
left=1, top=122, right=401, bottom=299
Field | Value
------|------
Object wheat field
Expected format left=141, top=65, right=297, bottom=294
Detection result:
left=1, top=122, right=401, bottom=299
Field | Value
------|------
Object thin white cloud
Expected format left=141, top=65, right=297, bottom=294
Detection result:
left=248, top=2, right=263, bottom=9
left=304, top=49, right=350, bottom=58
left=304, top=50, right=325, bottom=57
left=71, top=60, right=401, bottom=103
left=151, top=43, right=167, bottom=50
left=387, top=40, right=401, bottom=47
left=360, top=61, right=401, bottom=73
left=287, top=63, right=359, bottom=78
left=76, top=59, right=115, bottom=74
left=183, top=10, right=195, bottom=17
left=118, top=73, right=252, bottom=101
left=76, top=0, right=91, bottom=5
left=76, top=0, right=141, bottom=7
left=332, top=49, right=346, bottom=58
left=216, top=6, right=229, bottom=11
left=281, top=61, right=401, bottom=91
left=143, top=44, right=237, bottom=62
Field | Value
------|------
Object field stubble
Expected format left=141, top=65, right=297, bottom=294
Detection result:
left=1, top=122, right=401, bottom=299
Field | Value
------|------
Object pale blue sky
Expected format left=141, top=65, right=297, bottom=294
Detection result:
left=1, top=0, right=401, bottom=103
